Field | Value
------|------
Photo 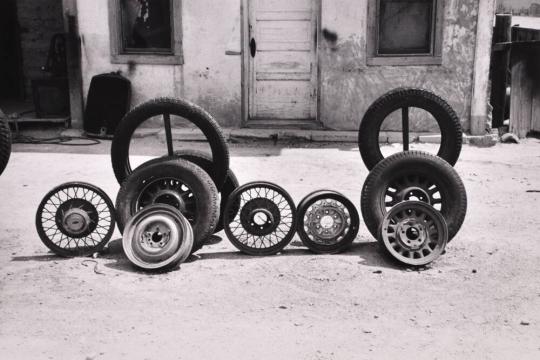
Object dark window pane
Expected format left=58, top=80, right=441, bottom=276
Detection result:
left=378, top=0, right=434, bottom=55
left=121, top=0, right=172, bottom=53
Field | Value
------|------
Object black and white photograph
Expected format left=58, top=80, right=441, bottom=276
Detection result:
left=0, top=0, right=539, bottom=358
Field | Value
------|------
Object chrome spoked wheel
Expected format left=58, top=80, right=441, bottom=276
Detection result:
left=379, top=201, right=448, bottom=266
left=223, top=181, right=296, bottom=256
left=35, top=182, right=115, bottom=257
left=297, top=190, right=360, bottom=254
left=123, top=204, right=193, bottom=271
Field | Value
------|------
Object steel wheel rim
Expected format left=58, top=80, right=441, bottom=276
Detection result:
left=380, top=201, right=448, bottom=266
left=383, top=173, right=443, bottom=212
left=224, top=182, right=296, bottom=254
left=135, top=177, right=197, bottom=223
left=36, top=183, right=115, bottom=256
left=123, top=204, right=193, bottom=270
left=303, top=199, right=350, bottom=245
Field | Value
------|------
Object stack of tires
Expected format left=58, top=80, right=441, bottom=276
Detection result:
left=357, top=88, right=467, bottom=267
left=111, top=98, right=237, bottom=271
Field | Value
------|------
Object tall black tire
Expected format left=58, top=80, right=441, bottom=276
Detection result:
left=115, top=158, right=220, bottom=252
left=134, top=149, right=239, bottom=233
left=358, top=88, right=463, bottom=170
left=0, top=116, right=12, bottom=176
left=111, top=97, right=229, bottom=189
left=361, top=151, right=467, bottom=242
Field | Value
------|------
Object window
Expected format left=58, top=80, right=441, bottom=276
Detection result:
left=367, top=0, right=444, bottom=66
left=109, top=0, right=183, bottom=64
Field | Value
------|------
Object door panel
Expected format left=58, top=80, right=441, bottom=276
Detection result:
left=248, top=0, right=318, bottom=122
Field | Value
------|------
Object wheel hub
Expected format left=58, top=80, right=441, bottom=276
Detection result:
left=240, top=198, right=280, bottom=236
left=396, top=187, right=431, bottom=204
left=395, top=219, right=427, bottom=250
left=152, top=190, right=186, bottom=212
left=63, top=208, right=91, bottom=235
left=56, top=199, right=98, bottom=238
left=305, top=200, right=348, bottom=241
left=132, top=216, right=180, bottom=263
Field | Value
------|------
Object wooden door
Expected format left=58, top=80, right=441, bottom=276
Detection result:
left=247, top=0, right=318, bottom=125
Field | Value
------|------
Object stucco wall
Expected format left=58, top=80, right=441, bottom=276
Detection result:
left=77, top=0, right=242, bottom=127
left=319, top=0, right=479, bottom=131
left=77, top=0, right=480, bottom=131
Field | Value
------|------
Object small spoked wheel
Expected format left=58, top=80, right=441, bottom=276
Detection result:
left=223, top=181, right=296, bottom=256
left=35, top=182, right=115, bottom=257
left=123, top=204, right=193, bottom=271
left=297, top=190, right=360, bottom=254
left=379, top=201, right=448, bottom=266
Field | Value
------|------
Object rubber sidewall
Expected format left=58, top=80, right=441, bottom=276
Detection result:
left=358, top=88, right=463, bottom=170
left=361, top=151, right=467, bottom=242
left=115, top=158, right=220, bottom=252
left=0, top=117, right=12, bottom=176
left=111, top=97, right=229, bottom=190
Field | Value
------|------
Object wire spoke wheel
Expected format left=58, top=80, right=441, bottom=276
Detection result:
left=379, top=201, right=448, bottom=266
left=223, top=181, right=296, bottom=256
left=123, top=204, right=193, bottom=271
left=35, top=182, right=115, bottom=257
left=297, top=190, right=360, bottom=254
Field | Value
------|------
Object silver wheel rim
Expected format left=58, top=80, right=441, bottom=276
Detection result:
left=303, top=199, right=351, bottom=245
left=380, top=201, right=448, bottom=266
left=123, top=204, right=193, bottom=270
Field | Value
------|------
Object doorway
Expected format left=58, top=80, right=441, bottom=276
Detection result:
left=244, top=0, right=319, bottom=128
left=0, top=0, right=24, bottom=100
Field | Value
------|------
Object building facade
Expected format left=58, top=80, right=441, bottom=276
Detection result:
left=73, top=0, right=494, bottom=133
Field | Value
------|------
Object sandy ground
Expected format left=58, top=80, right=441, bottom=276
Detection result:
left=0, top=137, right=539, bottom=360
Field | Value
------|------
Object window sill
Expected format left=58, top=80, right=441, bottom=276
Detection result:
left=367, top=56, right=443, bottom=66
left=111, top=53, right=184, bottom=65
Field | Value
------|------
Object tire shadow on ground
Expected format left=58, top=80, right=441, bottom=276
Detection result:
left=13, top=237, right=414, bottom=274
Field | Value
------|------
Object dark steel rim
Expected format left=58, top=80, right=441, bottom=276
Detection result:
left=380, top=201, right=448, bottom=266
left=36, top=182, right=115, bottom=256
left=135, top=177, right=197, bottom=224
left=303, top=198, right=350, bottom=245
left=382, top=173, right=443, bottom=212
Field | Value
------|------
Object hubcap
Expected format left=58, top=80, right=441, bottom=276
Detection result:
left=63, top=208, right=91, bottom=235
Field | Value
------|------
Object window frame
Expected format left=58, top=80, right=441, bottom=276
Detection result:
left=108, top=0, right=183, bottom=65
left=367, top=0, right=444, bottom=66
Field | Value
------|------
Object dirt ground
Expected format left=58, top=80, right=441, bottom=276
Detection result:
left=0, top=137, right=539, bottom=359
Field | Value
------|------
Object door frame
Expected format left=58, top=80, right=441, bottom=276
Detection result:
left=240, top=0, right=322, bottom=128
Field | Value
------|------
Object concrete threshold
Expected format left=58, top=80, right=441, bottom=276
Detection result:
left=62, top=127, right=499, bottom=146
